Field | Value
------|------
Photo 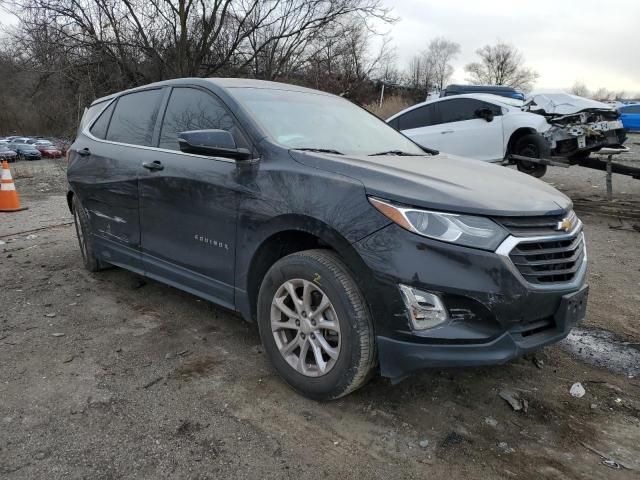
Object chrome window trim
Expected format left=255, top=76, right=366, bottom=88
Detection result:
left=82, top=129, right=237, bottom=164
left=495, top=222, right=587, bottom=291
left=82, top=94, right=237, bottom=164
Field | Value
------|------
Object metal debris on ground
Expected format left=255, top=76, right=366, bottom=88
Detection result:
left=51, top=332, right=65, bottom=337
left=580, top=441, right=635, bottom=471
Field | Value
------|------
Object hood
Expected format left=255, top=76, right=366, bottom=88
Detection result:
left=291, top=151, right=570, bottom=217
left=525, top=93, right=615, bottom=116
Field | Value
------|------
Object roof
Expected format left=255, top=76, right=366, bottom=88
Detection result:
left=387, top=93, right=523, bottom=121
left=91, top=77, right=331, bottom=106
left=445, top=84, right=520, bottom=92
left=205, top=77, right=325, bottom=94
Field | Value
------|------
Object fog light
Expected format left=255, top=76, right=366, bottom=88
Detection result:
left=399, top=284, right=448, bottom=330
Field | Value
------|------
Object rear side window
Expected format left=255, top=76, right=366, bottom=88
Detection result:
left=106, top=89, right=163, bottom=146
left=158, top=87, right=239, bottom=150
left=397, top=103, right=439, bottom=130
left=89, top=102, right=115, bottom=139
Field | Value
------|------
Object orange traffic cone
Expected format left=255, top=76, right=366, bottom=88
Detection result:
left=0, top=160, right=28, bottom=212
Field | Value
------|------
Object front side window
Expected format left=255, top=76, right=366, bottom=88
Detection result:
left=231, top=87, right=425, bottom=156
left=622, top=105, right=640, bottom=114
left=438, top=98, right=502, bottom=123
left=106, top=89, right=163, bottom=146
left=439, top=99, right=478, bottom=123
left=158, top=87, right=240, bottom=150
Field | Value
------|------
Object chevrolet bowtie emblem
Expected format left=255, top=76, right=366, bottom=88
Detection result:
left=557, top=217, right=573, bottom=232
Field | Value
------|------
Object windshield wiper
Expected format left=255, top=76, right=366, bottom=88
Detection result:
left=293, top=148, right=344, bottom=155
left=369, top=150, right=423, bottom=156
left=370, top=147, right=439, bottom=156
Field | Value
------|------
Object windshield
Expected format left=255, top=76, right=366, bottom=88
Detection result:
left=230, top=87, right=425, bottom=156
left=37, top=141, right=53, bottom=146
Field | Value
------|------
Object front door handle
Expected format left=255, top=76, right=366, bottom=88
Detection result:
left=142, top=160, right=164, bottom=171
left=440, top=130, right=454, bottom=134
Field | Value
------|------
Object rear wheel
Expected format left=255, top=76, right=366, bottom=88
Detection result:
left=257, top=249, right=375, bottom=400
left=514, top=133, right=549, bottom=178
left=72, top=195, right=105, bottom=272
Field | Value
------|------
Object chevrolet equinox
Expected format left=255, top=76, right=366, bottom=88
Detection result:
left=67, top=78, right=588, bottom=400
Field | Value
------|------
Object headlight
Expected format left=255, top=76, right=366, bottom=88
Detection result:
left=369, top=197, right=508, bottom=250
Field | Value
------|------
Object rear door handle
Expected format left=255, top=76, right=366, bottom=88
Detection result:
left=142, top=160, right=164, bottom=171
left=440, top=130, right=454, bottom=134
left=78, top=148, right=91, bottom=156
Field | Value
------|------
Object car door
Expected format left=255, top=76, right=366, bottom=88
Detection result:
left=435, top=98, right=504, bottom=162
left=138, top=86, right=250, bottom=308
left=394, top=103, right=443, bottom=150
left=620, top=105, right=640, bottom=131
left=68, top=88, right=164, bottom=271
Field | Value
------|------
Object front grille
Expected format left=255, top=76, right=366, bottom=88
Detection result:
left=508, top=230, right=585, bottom=284
left=494, top=210, right=575, bottom=237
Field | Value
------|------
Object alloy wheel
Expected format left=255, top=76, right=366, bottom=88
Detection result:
left=270, top=279, right=341, bottom=377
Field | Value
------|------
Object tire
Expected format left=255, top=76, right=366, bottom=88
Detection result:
left=257, top=249, right=376, bottom=400
left=514, top=133, right=549, bottom=178
left=72, top=195, right=105, bottom=272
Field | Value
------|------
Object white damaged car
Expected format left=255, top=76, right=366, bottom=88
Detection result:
left=387, top=93, right=626, bottom=178
left=524, top=93, right=626, bottom=160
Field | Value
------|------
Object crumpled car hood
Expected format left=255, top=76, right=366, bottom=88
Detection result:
left=525, top=93, right=615, bottom=115
left=291, top=151, right=571, bottom=217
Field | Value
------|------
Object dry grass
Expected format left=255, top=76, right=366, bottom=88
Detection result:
left=364, top=95, right=412, bottom=120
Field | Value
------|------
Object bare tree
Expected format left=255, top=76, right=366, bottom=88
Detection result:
left=0, top=0, right=396, bottom=134
left=464, top=42, right=538, bottom=92
left=425, top=37, right=459, bottom=91
left=570, top=81, right=590, bottom=97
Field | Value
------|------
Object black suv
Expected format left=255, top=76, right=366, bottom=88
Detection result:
left=68, top=78, right=588, bottom=400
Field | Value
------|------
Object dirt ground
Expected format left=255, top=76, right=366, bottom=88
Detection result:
left=1, top=138, right=639, bottom=479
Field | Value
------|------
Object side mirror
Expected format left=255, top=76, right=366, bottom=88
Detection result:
left=475, top=108, right=494, bottom=122
left=177, top=129, right=251, bottom=160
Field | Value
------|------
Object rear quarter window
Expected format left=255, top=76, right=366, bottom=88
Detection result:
left=89, top=102, right=115, bottom=140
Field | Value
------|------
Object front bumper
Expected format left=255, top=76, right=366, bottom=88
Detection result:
left=353, top=223, right=588, bottom=381
left=378, top=285, right=588, bottom=380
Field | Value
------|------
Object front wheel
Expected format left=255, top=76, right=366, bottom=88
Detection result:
left=257, top=250, right=376, bottom=400
left=514, top=133, right=549, bottom=178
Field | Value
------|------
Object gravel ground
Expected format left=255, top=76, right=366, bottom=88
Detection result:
left=1, top=138, right=639, bottom=479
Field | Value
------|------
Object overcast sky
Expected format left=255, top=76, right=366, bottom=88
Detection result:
left=1, top=0, right=638, bottom=94
left=382, top=0, right=640, bottom=94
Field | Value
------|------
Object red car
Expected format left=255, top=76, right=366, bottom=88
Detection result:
left=33, top=140, right=63, bottom=158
